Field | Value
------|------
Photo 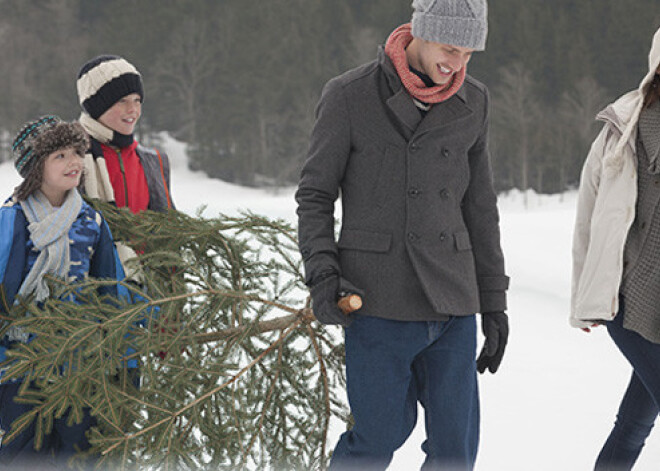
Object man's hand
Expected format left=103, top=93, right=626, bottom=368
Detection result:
left=310, top=274, right=352, bottom=326
left=476, top=311, right=509, bottom=374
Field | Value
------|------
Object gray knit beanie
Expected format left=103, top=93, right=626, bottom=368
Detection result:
left=411, top=0, right=488, bottom=51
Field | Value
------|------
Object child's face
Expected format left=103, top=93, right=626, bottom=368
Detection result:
left=40, top=147, right=84, bottom=205
left=98, top=93, right=142, bottom=135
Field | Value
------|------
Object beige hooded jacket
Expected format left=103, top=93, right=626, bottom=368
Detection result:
left=571, top=27, right=660, bottom=329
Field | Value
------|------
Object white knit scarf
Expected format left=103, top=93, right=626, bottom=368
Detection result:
left=79, top=112, right=134, bottom=148
left=18, top=189, right=83, bottom=301
left=6, top=190, right=82, bottom=343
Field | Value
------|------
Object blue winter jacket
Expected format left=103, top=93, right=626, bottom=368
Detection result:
left=0, top=195, right=139, bottom=379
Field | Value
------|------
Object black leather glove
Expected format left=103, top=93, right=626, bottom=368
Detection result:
left=476, top=311, right=509, bottom=374
left=309, top=275, right=363, bottom=327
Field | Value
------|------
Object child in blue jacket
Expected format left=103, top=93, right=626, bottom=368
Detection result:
left=0, top=115, right=128, bottom=467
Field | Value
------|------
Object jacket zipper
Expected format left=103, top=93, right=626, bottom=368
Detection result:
left=115, top=148, right=129, bottom=206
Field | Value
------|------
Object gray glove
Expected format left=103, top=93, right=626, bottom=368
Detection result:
left=476, top=311, right=509, bottom=374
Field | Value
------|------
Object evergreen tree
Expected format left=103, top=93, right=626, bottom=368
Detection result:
left=0, top=202, right=347, bottom=470
left=0, top=0, right=659, bottom=191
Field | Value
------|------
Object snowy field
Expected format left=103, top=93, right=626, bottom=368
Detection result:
left=2, top=135, right=659, bottom=470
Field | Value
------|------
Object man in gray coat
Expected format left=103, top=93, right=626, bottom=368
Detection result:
left=295, top=1, right=509, bottom=469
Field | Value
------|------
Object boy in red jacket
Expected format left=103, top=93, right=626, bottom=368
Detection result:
left=76, top=55, right=175, bottom=215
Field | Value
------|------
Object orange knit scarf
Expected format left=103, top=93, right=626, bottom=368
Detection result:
left=384, top=23, right=465, bottom=104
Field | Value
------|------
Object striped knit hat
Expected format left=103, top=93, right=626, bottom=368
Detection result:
left=13, top=115, right=89, bottom=178
left=76, top=55, right=144, bottom=119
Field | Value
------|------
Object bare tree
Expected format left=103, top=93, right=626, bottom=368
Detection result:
left=492, top=62, right=542, bottom=206
left=556, top=76, right=610, bottom=190
left=151, top=16, right=222, bottom=144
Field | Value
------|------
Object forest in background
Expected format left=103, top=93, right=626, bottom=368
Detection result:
left=0, top=0, right=658, bottom=192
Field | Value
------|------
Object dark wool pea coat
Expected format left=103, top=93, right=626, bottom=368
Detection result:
left=296, top=48, right=509, bottom=321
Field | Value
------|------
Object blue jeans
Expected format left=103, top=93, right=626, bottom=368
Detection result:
left=595, top=304, right=660, bottom=470
left=0, top=381, right=96, bottom=469
left=330, top=314, right=479, bottom=471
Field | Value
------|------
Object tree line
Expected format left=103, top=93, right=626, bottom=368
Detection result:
left=0, top=0, right=658, bottom=192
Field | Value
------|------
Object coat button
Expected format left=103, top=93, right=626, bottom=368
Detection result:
left=441, top=147, right=450, bottom=157
left=407, top=232, right=418, bottom=241
left=408, top=188, right=421, bottom=197
left=439, top=189, right=449, bottom=199
left=410, top=142, right=420, bottom=152
left=439, top=232, right=447, bottom=242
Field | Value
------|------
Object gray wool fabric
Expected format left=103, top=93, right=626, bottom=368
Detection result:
left=620, top=103, right=660, bottom=344
left=411, top=0, right=488, bottom=51
left=638, top=99, right=660, bottom=173
left=296, top=48, right=508, bottom=321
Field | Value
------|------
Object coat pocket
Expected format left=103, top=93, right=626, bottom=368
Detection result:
left=338, top=229, right=392, bottom=253
left=454, top=231, right=473, bottom=252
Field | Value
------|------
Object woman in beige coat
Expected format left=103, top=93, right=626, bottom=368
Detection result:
left=572, top=27, right=660, bottom=470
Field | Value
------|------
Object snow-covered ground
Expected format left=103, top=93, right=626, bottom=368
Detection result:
left=1, top=134, right=659, bottom=470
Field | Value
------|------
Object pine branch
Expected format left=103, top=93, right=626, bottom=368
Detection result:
left=0, top=202, right=346, bottom=469
left=194, top=307, right=314, bottom=343
left=101, top=317, right=305, bottom=457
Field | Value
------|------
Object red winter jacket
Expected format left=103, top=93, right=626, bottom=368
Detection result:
left=101, top=141, right=150, bottom=213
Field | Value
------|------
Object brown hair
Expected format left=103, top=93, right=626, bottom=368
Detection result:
left=12, top=121, right=89, bottom=201
left=644, top=73, right=660, bottom=108
left=13, top=148, right=86, bottom=201
left=14, top=156, right=46, bottom=201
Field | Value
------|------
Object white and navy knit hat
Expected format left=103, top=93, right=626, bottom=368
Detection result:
left=76, top=55, right=144, bottom=119
left=13, top=115, right=89, bottom=178
left=411, top=0, right=488, bottom=51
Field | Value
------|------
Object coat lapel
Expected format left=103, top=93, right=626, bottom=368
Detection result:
left=386, top=89, right=421, bottom=140
left=415, top=87, right=473, bottom=137
left=379, top=47, right=419, bottom=141
left=378, top=46, right=474, bottom=141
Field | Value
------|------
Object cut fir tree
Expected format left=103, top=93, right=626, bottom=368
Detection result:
left=0, top=200, right=349, bottom=470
